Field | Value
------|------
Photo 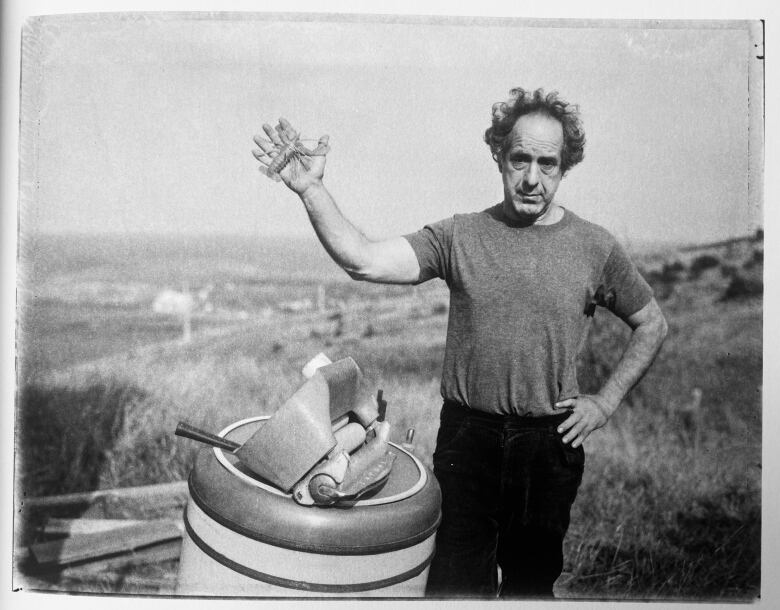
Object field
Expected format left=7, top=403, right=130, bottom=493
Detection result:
left=13, top=232, right=763, bottom=599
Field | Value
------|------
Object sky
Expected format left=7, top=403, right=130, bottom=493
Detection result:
left=18, top=14, right=762, bottom=246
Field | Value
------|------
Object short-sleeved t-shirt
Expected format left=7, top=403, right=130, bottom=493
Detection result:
left=404, top=204, right=653, bottom=416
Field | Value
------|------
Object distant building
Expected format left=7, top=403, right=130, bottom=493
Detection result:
left=152, top=289, right=195, bottom=316
left=278, top=298, right=314, bottom=313
left=153, top=289, right=195, bottom=343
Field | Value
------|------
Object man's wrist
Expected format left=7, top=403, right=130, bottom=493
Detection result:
left=298, top=180, right=326, bottom=201
left=593, top=392, right=619, bottom=419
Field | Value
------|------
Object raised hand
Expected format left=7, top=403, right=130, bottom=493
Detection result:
left=252, top=118, right=330, bottom=195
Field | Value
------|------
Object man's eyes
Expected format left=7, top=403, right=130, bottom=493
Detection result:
left=509, top=157, right=559, bottom=172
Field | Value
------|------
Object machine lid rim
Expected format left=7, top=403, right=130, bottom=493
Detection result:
left=187, top=475, right=442, bottom=555
left=214, top=415, right=428, bottom=506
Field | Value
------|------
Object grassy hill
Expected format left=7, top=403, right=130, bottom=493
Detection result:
left=14, top=233, right=762, bottom=600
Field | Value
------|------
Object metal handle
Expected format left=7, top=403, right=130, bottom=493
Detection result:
left=175, top=422, right=241, bottom=452
left=401, top=427, right=416, bottom=453
left=376, top=389, right=387, bottom=421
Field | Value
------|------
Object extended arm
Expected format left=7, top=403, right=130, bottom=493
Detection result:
left=556, top=298, right=668, bottom=447
left=252, top=119, right=420, bottom=284
left=297, top=183, right=421, bottom=284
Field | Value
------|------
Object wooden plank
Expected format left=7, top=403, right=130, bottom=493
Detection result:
left=79, top=492, right=188, bottom=519
left=16, top=567, right=178, bottom=594
left=30, top=520, right=182, bottom=567
left=22, top=480, right=188, bottom=509
left=43, top=517, right=184, bottom=536
left=17, top=540, right=181, bottom=593
left=43, top=517, right=150, bottom=535
left=61, top=539, right=182, bottom=574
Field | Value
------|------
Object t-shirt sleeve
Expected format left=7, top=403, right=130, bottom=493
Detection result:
left=402, top=217, right=455, bottom=284
left=601, top=240, right=654, bottom=319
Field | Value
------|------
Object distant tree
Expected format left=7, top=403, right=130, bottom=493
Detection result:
left=743, top=249, right=763, bottom=270
left=660, top=260, right=685, bottom=283
left=720, top=264, right=737, bottom=279
left=721, top=273, right=763, bottom=301
left=688, top=254, right=720, bottom=279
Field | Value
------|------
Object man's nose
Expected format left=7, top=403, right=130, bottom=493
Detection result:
left=523, top=162, right=540, bottom=188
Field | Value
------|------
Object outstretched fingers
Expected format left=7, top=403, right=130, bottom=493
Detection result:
left=310, top=134, right=330, bottom=156
left=254, top=119, right=328, bottom=184
left=252, top=131, right=284, bottom=169
left=262, top=123, right=284, bottom=147
left=252, top=148, right=273, bottom=166
left=277, top=117, right=299, bottom=144
left=253, top=134, right=277, bottom=154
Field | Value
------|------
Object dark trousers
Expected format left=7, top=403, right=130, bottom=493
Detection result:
left=425, top=401, right=584, bottom=599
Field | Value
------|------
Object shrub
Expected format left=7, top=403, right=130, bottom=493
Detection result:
left=688, top=254, right=720, bottom=279
left=17, top=380, right=147, bottom=496
left=664, top=260, right=685, bottom=274
left=743, top=249, right=763, bottom=270
left=721, top=273, right=763, bottom=301
left=654, top=260, right=686, bottom=285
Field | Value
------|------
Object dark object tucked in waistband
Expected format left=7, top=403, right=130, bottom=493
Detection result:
left=441, top=400, right=571, bottom=428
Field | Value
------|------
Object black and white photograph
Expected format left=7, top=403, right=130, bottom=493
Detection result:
left=3, top=1, right=773, bottom=607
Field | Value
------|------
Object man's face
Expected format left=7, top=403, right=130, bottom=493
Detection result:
left=501, top=112, right=564, bottom=224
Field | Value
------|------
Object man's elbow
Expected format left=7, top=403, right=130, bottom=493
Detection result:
left=341, top=257, right=387, bottom=283
left=340, top=239, right=421, bottom=285
left=628, top=299, right=668, bottom=346
left=645, top=307, right=668, bottom=348
left=343, top=263, right=415, bottom=284
left=337, top=244, right=380, bottom=282
left=343, top=264, right=373, bottom=282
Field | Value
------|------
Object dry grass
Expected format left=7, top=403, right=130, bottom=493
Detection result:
left=15, top=245, right=762, bottom=600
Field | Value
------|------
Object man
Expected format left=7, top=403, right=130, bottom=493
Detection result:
left=251, top=87, right=668, bottom=598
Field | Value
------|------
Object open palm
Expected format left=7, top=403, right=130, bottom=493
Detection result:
left=252, top=118, right=330, bottom=194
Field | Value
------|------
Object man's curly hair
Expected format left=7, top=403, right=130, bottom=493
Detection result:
left=484, top=87, right=585, bottom=175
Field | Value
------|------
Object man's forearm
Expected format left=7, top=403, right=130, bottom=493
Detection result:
left=298, top=181, right=373, bottom=279
left=557, top=300, right=667, bottom=447
left=254, top=122, right=419, bottom=284
left=596, top=310, right=668, bottom=416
